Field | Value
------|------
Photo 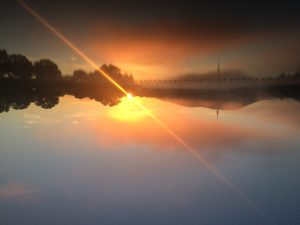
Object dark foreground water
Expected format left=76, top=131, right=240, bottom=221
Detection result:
left=0, top=95, right=299, bottom=225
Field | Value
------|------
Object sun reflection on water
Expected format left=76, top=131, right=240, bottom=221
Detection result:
left=109, top=96, right=148, bottom=121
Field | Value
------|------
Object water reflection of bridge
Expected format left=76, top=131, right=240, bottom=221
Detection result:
left=136, top=77, right=300, bottom=89
left=134, top=77, right=300, bottom=110
left=138, top=77, right=298, bottom=82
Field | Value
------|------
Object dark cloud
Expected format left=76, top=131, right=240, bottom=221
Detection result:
left=9, top=0, right=300, bottom=51
left=40, top=2, right=300, bottom=21
left=4, top=0, right=300, bottom=35
left=1, top=0, right=300, bottom=77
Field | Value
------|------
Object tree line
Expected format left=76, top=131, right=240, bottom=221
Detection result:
left=0, top=49, right=134, bottom=84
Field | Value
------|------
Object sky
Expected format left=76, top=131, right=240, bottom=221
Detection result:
left=1, top=0, right=300, bottom=79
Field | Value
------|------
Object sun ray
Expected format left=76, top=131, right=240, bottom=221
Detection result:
left=16, top=1, right=274, bottom=223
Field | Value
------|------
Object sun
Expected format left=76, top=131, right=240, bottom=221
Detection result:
left=127, top=93, right=133, bottom=100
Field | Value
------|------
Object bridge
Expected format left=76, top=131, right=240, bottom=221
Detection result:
left=135, top=77, right=300, bottom=90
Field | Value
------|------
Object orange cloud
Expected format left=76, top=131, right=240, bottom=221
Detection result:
left=85, top=21, right=269, bottom=79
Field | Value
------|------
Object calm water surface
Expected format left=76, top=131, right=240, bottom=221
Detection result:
left=0, top=96, right=299, bottom=225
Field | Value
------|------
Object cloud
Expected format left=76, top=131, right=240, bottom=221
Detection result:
left=23, top=113, right=61, bottom=125
left=0, top=183, right=39, bottom=200
left=85, top=18, right=300, bottom=78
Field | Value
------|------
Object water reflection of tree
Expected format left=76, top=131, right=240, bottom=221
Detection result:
left=0, top=82, right=125, bottom=113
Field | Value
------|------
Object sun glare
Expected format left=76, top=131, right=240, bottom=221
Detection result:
left=109, top=96, right=147, bottom=121
left=127, top=93, right=133, bottom=100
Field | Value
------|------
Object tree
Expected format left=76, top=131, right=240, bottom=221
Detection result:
left=100, top=64, right=134, bottom=84
left=100, top=64, right=123, bottom=81
left=34, top=59, right=62, bottom=80
left=0, top=49, right=8, bottom=78
left=124, top=74, right=134, bottom=84
left=7, top=54, right=33, bottom=79
left=0, top=99, right=11, bottom=113
left=34, top=96, right=59, bottom=109
left=73, top=69, right=88, bottom=81
left=88, top=70, right=105, bottom=81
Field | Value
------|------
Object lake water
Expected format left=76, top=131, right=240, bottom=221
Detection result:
left=0, top=95, right=299, bottom=225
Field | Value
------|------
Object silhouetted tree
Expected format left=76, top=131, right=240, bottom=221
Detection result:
left=100, top=64, right=123, bottom=81
left=278, top=73, right=287, bottom=79
left=7, top=54, right=33, bottom=79
left=121, top=73, right=134, bottom=84
left=100, top=64, right=134, bottom=84
left=34, top=96, right=59, bottom=109
left=0, top=100, right=11, bottom=113
left=0, top=49, right=8, bottom=78
left=11, top=98, right=31, bottom=110
left=34, top=59, right=62, bottom=80
left=73, top=69, right=88, bottom=81
left=88, top=70, right=105, bottom=81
